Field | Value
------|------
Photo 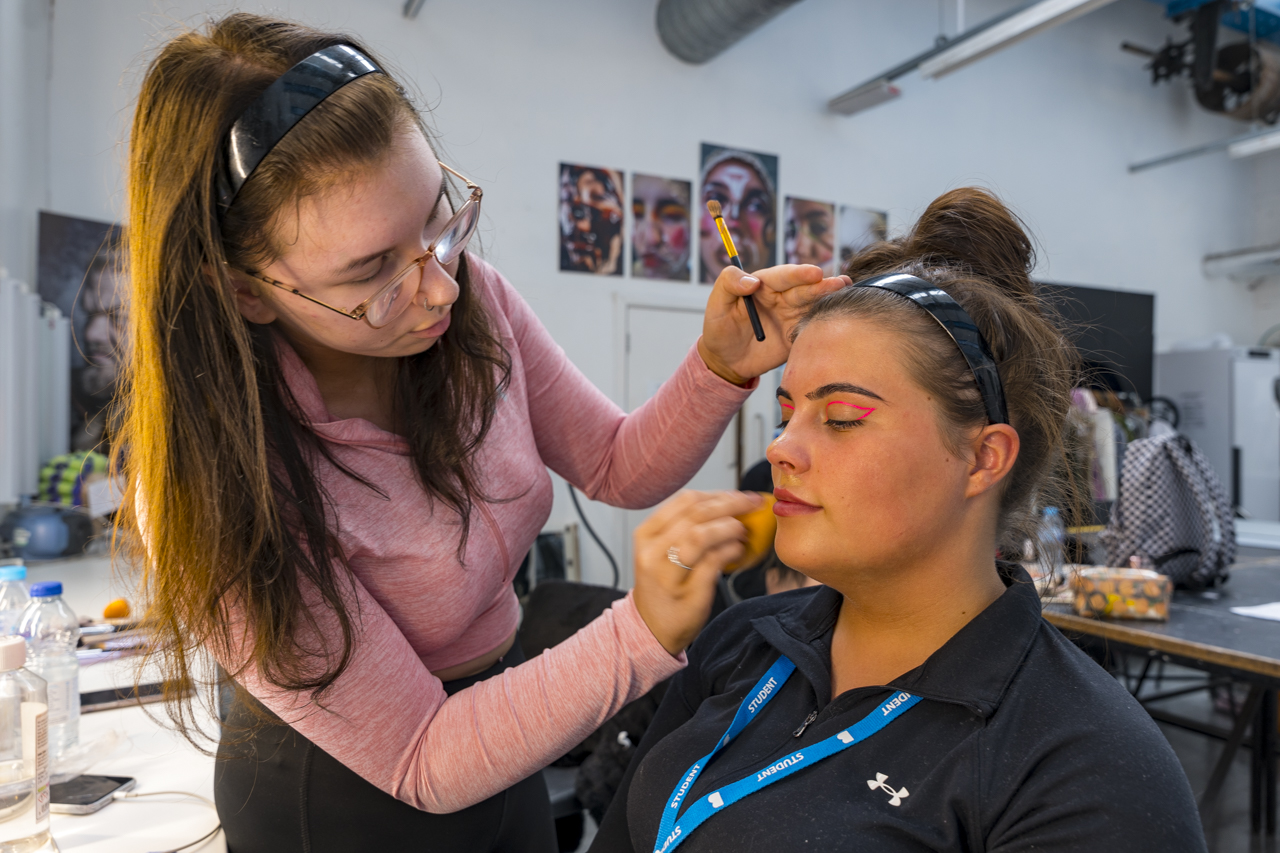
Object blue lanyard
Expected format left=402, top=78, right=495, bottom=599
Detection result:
left=653, top=654, right=921, bottom=853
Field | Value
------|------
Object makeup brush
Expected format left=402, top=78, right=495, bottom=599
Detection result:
left=706, top=200, right=766, bottom=342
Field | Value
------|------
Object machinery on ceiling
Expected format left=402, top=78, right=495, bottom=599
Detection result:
left=646, top=0, right=1280, bottom=170
left=1122, top=1, right=1280, bottom=124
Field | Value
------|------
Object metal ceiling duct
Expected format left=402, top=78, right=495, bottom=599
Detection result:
left=656, top=0, right=807, bottom=64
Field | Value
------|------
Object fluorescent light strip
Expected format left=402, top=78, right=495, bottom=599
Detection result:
left=1130, top=124, right=1280, bottom=172
left=1228, top=129, right=1280, bottom=159
left=827, top=79, right=901, bottom=116
left=919, top=0, right=1120, bottom=79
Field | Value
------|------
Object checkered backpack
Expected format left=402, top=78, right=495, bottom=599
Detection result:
left=1099, top=433, right=1234, bottom=589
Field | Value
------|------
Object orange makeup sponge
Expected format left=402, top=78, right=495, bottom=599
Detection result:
left=725, top=493, right=778, bottom=573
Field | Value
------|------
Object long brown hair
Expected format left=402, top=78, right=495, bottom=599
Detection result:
left=116, top=13, right=509, bottom=739
left=797, top=188, right=1084, bottom=554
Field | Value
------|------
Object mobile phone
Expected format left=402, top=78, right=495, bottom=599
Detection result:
left=49, top=774, right=136, bottom=815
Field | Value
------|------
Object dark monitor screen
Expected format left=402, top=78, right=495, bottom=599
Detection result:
left=1038, top=282, right=1155, bottom=402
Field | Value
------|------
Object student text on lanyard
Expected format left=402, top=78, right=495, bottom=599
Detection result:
left=654, top=655, right=921, bottom=853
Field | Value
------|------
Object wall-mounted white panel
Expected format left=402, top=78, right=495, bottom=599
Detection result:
left=0, top=277, right=19, bottom=503
left=16, top=285, right=40, bottom=493
left=37, top=304, right=70, bottom=467
left=0, top=278, right=71, bottom=506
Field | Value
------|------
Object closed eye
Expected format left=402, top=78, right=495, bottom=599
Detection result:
left=346, top=192, right=449, bottom=287
left=347, top=256, right=388, bottom=285
left=428, top=193, right=451, bottom=225
left=776, top=416, right=869, bottom=431
left=776, top=400, right=795, bottom=430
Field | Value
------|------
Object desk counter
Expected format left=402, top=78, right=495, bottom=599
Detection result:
left=49, top=703, right=223, bottom=853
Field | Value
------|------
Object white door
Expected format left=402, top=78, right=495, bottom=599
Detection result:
left=621, top=305, right=738, bottom=585
left=625, top=305, right=738, bottom=489
left=1232, top=353, right=1280, bottom=521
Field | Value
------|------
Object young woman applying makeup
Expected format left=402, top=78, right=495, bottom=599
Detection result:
left=592, top=189, right=1207, bottom=853
left=116, top=14, right=848, bottom=853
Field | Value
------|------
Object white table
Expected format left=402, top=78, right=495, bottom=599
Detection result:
left=47, top=703, right=224, bottom=852
left=8, top=556, right=224, bottom=850
left=21, top=555, right=125, bottom=624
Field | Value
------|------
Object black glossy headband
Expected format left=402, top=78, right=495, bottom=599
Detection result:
left=853, top=273, right=1009, bottom=425
left=216, top=44, right=383, bottom=212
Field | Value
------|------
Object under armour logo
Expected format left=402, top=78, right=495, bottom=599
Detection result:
left=867, top=772, right=909, bottom=806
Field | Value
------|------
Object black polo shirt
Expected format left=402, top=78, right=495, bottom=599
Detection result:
left=591, top=564, right=1206, bottom=852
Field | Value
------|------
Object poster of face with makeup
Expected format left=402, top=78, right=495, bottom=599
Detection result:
left=698, top=144, right=778, bottom=283
left=632, top=174, right=692, bottom=281
left=559, top=163, right=625, bottom=275
left=784, top=197, right=836, bottom=275
left=837, top=205, right=888, bottom=272
left=36, top=211, right=127, bottom=451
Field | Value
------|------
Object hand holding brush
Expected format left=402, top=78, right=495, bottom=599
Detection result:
left=694, top=211, right=850, bottom=387
left=706, top=200, right=766, bottom=342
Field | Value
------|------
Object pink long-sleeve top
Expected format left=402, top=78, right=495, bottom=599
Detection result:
left=230, top=255, right=754, bottom=813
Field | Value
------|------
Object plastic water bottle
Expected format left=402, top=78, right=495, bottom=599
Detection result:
left=1037, top=507, right=1067, bottom=585
left=0, top=636, right=53, bottom=852
left=18, top=585, right=79, bottom=765
left=0, top=565, right=29, bottom=638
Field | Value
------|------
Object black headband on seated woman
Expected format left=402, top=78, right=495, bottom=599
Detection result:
left=852, top=273, right=1009, bottom=425
left=217, top=44, right=384, bottom=212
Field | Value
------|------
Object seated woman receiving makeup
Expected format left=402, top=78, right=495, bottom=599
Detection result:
left=591, top=189, right=1206, bottom=853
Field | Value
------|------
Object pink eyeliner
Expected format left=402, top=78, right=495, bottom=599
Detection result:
left=827, top=401, right=875, bottom=419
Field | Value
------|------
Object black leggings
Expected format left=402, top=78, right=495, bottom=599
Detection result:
left=214, top=642, right=558, bottom=853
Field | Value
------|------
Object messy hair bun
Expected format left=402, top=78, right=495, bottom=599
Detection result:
left=844, top=187, right=1035, bottom=299
left=801, top=187, right=1081, bottom=554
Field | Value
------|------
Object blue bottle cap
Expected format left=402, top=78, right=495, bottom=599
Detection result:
left=29, top=582, right=61, bottom=598
left=0, top=566, right=25, bottom=582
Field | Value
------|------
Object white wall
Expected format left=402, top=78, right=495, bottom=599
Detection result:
left=1243, top=117, right=1280, bottom=326
left=0, top=0, right=51, bottom=286
left=34, top=0, right=1280, bottom=583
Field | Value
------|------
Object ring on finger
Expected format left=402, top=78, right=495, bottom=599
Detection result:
left=667, top=546, right=694, bottom=571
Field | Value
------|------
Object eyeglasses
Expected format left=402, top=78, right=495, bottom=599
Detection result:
left=236, top=162, right=481, bottom=329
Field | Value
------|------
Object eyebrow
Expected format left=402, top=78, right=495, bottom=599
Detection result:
left=776, top=382, right=886, bottom=403
left=329, top=182, right=448, bottom=278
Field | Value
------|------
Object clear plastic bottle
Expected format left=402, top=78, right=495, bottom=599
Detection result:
left=0, top=636, right=55, bottom=852
left=1037, top=506, right=1067, bottom=585
left=0, top=566, right=29, bottom=639
left=17, top=586, right=78, bottom=765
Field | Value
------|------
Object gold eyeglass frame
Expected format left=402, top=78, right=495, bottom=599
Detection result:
left=234, top=162, right=481, bottom=326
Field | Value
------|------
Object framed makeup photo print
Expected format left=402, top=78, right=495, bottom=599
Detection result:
left=558, top=163, right=625, bottom=276
left=698, top=144, right=778, bottom=283
left=631, top=174, right=692, bottom=282
left=837, top=205, right=888, bottom=271
left=784, top=197, right=837, bottom=275
left=36, top=211, right=126, bottom=452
